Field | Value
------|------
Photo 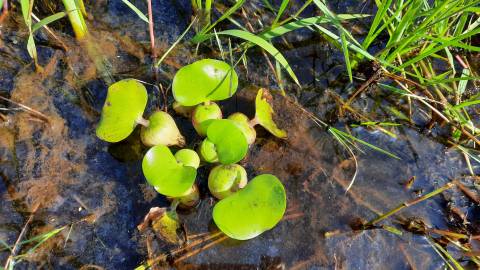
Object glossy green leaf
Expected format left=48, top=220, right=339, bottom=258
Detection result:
left=255, top=88, right=287, bottom=138
left=174, top=149, right=200, bottom=169
left=213, top=174, right=286, bottom=240
left=96, top=79, right=148, bottom=142
left=172, top=59, right=238, bottom=106
left=198, top=139, right=219, bottom=163
left=142, top=145, right=197, bottom=197
left=208, top=164, right=247, bottom=199
left=206, top=119, right=248, bottom=164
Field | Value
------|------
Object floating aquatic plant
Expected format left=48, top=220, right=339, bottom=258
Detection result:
left=142, top=145, right=197, bottom=198
left=213, top=174, right=286, bottom=240
left=96, top=79, right=148, bottom=143
left=95, top=66, right=288, bottom=242
left=254, top=88, right=287, bottom=138
left=198, top=119, right=248, bottom=164
left=173, top=59, right=238, bottom=106
left=227, top=112, right=256, bottom=145
left=192, top=102, right=223, bottom=137
left=140, top=111, right=185, bottom=147
left=208, top=164, right=247, bottom=199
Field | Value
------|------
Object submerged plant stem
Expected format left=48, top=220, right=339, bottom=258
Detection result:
left=366, top=182, right=455, bottom=227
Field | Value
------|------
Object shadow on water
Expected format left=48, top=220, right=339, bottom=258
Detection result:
left=0, top=0, right=479, bottom=269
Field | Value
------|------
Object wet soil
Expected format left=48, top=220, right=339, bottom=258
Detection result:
left=1, top=1, right=479, bottom=269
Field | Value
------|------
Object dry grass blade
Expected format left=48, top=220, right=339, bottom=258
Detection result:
left=3, top=203, right=40, bottom=270
left=0, top=96, right=50, bottom=124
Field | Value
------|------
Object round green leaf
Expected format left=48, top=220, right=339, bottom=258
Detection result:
left=255, top=88, right=287, bottom=138
left=174, top=149, right=200, bottom=169
left=198, top=139, right=219, bottom=163
left=96, top=79, right=148, bottom=142
left=206, top=119, right=248, bottom=164
left=213, top=174, right=287, bottom=240
left=173, top=59, right=238, bottom=106
left=142, top=145, right=197, bottom=197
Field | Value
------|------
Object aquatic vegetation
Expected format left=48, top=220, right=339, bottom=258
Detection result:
left=198, top=138, right=219, bottom=163
left=96, top=79, right=148, bottom=143
left=192, top=102, right=223, bottom=137
left=201, top=119, right=248, bottom=165
left=213, top=174, right=286, bottom=240
left=208, top=164, right=247, bottom=199
left=94, top=56, right=289, bottom=243
left=253, top=88, right=287, bottom=139
left=142, top=145, right=198, bottom=198
left=61, top=0, right=88, bottom=39
left=140, top=111, right=185, bottom=147
left=227, top=113, right=256, bottom=145
left=173, top=101, right=195, bottom=118
left=172, top=59, right=238, bottom=106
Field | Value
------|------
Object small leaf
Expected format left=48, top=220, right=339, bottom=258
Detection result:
left=255, top=88, right=287, bottom=138
left=206, top=119, right=248, bottom=164
left=213, top=174, right=286, bottom=240
left=32, top=12, right=67, bottom=33
left=26, top=34, right=37, bottom=62
left=121, top=0, right=149, bottom=23
left=173, top=59, right=238, bottom=106
left=96, top=79, right=148, bottom=142
left=142, top=145, right=197, bottom=197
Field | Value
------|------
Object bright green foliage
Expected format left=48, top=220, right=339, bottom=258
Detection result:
left=140, top=111, right=185, bottom=147
left=213, top=174, right=286, bottom=240
left=174, top=149, right=200, bottom=169
left=192, top=102, right=223, bottom=136
left=228, top=112, right=256, bottom=145
left=255, top=88, right=287, bottom=138
left=142, top=145, right=197, bottom=197
left=198, top=139, right=219, bottom=163
left=96, top=79, right=148, bottom=142
left=206, top=119, right=248, bottom=164
left=172, top=59, right=238, bottom=106
left=62, top=0, right=88, bottom=39
left=208, top=164, right=247, bottom=199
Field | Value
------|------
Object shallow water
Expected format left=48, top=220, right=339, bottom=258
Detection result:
left=0, top=1, right=479, bottom=269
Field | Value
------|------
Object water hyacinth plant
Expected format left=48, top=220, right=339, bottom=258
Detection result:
left=96, top=58, right=288, bottom=242
left=198, top=119, right=249, bottom=164
left=213, top=174, right=287, bottom=240
left=172, top=59, right=238, bottom=106
left=208, top=164, right=247, bottom=199
left=142, top=145, right=200, bottom=207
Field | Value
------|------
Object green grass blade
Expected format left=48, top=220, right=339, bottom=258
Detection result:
left=260, top=14, right=369, bottom=40
left=121, top=0, right=149, bottom=23
left=330, top=127, right=401, bottom=159
left=20, top=0, right=31, bottom=25
left=200, top=0, right=246, bottom=35
left=0, top=239, right=12, bottom=252
left=155, top=17, right=197, bottom=68
left=32, top=12, right=67, bottom=32
left=205, top=29, right=300, bottom=86
left=340, top=31, right=352, bottom=82
left=452, top=99, right=480, bottom=111
left=272, top=0, right=289, bottom=27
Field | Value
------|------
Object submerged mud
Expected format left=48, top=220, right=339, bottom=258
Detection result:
left=1, top=1, right=479, bottom=269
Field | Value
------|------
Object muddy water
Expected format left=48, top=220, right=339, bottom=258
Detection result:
left=0, top=1, right=479, bottom=269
